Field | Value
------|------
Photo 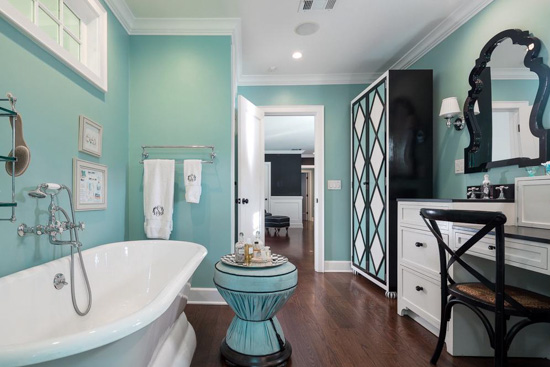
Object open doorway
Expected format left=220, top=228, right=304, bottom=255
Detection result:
left=235, top=98, right=324, bottom=272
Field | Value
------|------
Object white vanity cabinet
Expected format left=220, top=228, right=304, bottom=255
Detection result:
left=397, top=200, right=451, bottom=331
left=397, top=198, right=550, bottom=358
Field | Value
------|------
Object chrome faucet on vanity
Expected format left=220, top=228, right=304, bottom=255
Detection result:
left=18, top=183, right=92, bottom=316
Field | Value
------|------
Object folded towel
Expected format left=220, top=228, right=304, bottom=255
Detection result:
left=184, top=159, right=202, bottom=203
left=143, top=159, right=175, bottom=240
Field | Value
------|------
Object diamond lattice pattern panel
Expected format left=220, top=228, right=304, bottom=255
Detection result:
left=351, top=101, right=367, bottom=271
left=367, top=80, right=386, bottom=283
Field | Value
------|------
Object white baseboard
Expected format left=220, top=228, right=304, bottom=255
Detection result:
left=188, top=287, right=227, bottom=305
left=324, top=261, right=352, bottom=272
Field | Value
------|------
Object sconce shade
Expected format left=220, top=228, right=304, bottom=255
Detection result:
left=439, top=97, right=461, bottom=118
left=474, top=100, right=480, bottom=115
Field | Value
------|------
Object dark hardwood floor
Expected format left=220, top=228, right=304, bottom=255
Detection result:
left=186, top=222, right=550, bottom=366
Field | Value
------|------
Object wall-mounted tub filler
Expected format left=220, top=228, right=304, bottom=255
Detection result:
left=18, top=183, right=92, bottom=316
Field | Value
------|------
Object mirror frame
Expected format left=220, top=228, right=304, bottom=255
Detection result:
left=464, top=29, right=550, bottom=173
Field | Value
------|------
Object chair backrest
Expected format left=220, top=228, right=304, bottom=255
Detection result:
left=420, top=208, right=528, bottom=314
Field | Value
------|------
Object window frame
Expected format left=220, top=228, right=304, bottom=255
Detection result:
left=0, top=0, right=108, bottom=92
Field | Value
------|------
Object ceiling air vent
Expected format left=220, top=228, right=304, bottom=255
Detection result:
left=299, top=0, right=337, bottom=12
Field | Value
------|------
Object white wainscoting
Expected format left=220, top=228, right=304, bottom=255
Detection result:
left=269, top=196, right=303, bottom=228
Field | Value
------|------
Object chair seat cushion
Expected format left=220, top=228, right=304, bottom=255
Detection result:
left=451, top=283, right=550, bottom=312
left=265, top=215, right=290, bottom=228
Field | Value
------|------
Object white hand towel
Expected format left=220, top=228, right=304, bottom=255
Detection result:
left=184, top=159, right=202, bottom=203
left=143, top=159, right=175, bottom=240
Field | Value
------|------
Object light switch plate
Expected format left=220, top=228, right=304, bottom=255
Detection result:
left=455, top=159, right=465, bottom=174
left=327, top=180, right=341, bottom=190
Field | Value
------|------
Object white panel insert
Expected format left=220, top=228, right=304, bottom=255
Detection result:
left=516, top=176, right=550, bottom=229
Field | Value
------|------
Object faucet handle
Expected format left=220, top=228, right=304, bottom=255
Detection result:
left=495, top=185, right=509, bottom=200
left=17, top=224, right=27, bottom=237
left=77, top=222, right=85, bottom=231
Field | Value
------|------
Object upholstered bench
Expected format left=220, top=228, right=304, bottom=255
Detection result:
left=265, top=213, right=290, bottom=235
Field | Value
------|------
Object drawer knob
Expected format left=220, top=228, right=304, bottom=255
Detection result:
left=415, top=242, right=424, bottom=247
left=488, top=245, right=496, bottom=250
left=415, top=286, right=424, bottom=292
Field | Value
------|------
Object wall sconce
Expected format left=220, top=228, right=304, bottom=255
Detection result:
left=439, top=97, right=465, bottom=130
left=439, top=98, right=480, bottom=131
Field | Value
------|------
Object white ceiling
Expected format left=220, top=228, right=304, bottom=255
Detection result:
left=264, top=115, right=315, bottom=155
left=106, top=0, right=493, bottom=85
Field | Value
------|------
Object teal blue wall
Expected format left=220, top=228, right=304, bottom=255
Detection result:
left=411, top=0, right=550, bottom=198
left=128, top=36, right=232, bottom=287
left=238, top=85, right=366, bottom=261
left=0, top=4, right=130, bottom=277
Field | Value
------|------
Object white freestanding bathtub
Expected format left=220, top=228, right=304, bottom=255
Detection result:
left=0, top=240, right=207, bottom=367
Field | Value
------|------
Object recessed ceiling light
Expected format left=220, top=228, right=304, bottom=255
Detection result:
left=295, top=22, right=320, bottom=36
left=292, top=51, right=303, bottom=59
left=268, top=66, right=278, bottom=72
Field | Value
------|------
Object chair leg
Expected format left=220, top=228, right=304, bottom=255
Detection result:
left=430, top=300, right=455, bottom=365
left=494, top=312, right=507, bottom=367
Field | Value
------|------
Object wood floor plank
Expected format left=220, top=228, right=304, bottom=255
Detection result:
left=186, top=223, right=550, bottom=366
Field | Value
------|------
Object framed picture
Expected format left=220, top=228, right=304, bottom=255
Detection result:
left=73, top=158, right=108, bottom=211
left=78, top=116, right=103, bottom=157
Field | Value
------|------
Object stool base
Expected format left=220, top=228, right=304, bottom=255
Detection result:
left=220, top=338, right=292, bottom=367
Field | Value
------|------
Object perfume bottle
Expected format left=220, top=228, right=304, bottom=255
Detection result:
left=234, top=232, right=245, bottom=264
left=244, top=238, right=253, bottom=265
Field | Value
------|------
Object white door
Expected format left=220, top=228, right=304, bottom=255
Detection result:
left=238, top=96, right=265, bottom=240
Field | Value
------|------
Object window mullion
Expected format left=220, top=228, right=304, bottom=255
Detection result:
left=58, top=0, right=63, bottom=47
left=33, top=0, right=38, bottom=24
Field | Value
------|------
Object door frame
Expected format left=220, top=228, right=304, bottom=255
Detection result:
left=260, top=105, right=325, bottom=273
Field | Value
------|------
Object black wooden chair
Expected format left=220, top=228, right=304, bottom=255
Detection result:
left=420, top=208, right=550, bottom=367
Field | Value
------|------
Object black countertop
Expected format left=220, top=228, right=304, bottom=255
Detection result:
left=454, top=224, right=550, bottom=245
left=396, top=198, right=515, bottom=203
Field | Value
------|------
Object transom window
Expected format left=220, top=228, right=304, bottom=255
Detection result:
left=10, top=0, right=83, bottom=60
left=2, top=0, right=108, bottom=91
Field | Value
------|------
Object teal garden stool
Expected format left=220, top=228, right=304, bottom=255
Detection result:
left=214, top=261, right=298, bottom=366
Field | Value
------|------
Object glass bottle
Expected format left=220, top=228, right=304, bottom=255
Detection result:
left=234, top=232, right=245, bottom=264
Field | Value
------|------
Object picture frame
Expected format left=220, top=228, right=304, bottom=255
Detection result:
left=78, top=115, right=103, bottom=157
left=73, top=158, right=108, bottom=211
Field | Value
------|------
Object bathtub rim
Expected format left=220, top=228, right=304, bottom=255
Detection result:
left=0, top=240, right=207, bottom=367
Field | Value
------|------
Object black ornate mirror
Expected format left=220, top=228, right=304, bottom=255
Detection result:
left=464, top=29, right=550, bottom=173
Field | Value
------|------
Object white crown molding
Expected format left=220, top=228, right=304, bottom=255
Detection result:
left=104, top=0, right=492, bottom=86
left=130, top=17, right=240, bottom=36
left=390, top=0, right=494, bottom=70
left=491, top=67, right=538, bottom=80
left=103, top=0, right=134, bottom=33
left=238, top=72, right=378, bottom=86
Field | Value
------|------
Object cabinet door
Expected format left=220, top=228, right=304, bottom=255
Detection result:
left=351, top=93, right=368, bottom=273
left=365, top=78, right=387, bottom=284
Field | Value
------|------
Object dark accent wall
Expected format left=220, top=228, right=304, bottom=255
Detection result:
left=265, top=154, right=301, bottom=196
left=301, top=157, right=314, bottom=166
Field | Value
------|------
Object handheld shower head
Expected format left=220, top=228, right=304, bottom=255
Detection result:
left=28, top=183, right=64, bottom=198
left=28, top=186, right=47, bottom=199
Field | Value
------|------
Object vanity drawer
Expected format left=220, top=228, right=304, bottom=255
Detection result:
left=400, top=227, right=445, bottom=278
left=454, top=231, right=549, bottom=273
left=400, top=267, right=440, bottom=325
left=398, top=203, right=450, bottom=231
